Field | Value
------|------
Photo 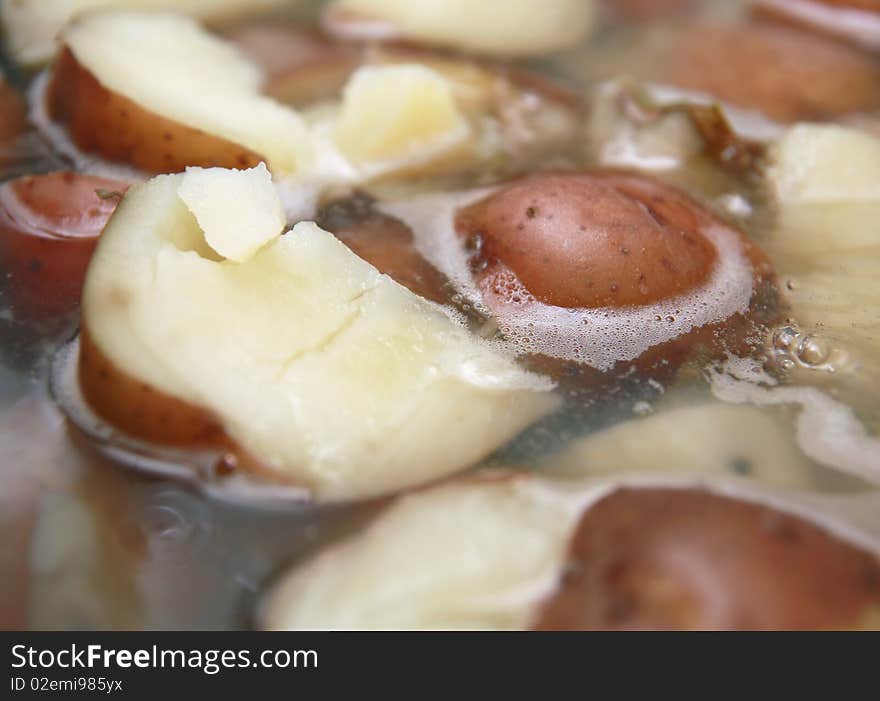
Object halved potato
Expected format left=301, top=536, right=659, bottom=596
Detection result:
left=2, top=0, right=293, bottom=66
left=80, top=169, right=557, bottom=501
left=323, top=0, right=596, bottom=56
left=46, top=11, right=311, bottom=175
left=261, top=477, right=880, bottom=630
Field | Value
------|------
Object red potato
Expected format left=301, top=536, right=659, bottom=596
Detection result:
left=0, top=172, right=130, bottom=321
left=47, top=48, right=263, bottom=174
left=534, top=488, right=880, bottom=630
left=453, top=171, right=778, bottom=385
left=317, top=196, right=451, bottom=305
left=456, top=173, right=721, bottom=309
left=661, top=23, right=880, bottom=123
left=228, top=25, right=363, bottom=106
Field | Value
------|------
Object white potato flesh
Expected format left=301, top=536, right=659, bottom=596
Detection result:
left=2, top=0, right=291, bottom=66
left=260, top=477, right=594, bottom=630
left=324, top=0, right=595, bottom=56
left=590, top=83, right=703, bottom=172
left=768, top=124, right=880, bottom=204
left=61, top=11, right=312, bottom=175
left=537, top=403, right=814, bottom=488
left=332, top=65, right=470, bottom=169
left=177, top=163, right=285, bottom=262
left=767, top=127, right=880, bottom=259
left=82, top=173, right=558, bottom=500
left=765, top=124, right=880, bottom=362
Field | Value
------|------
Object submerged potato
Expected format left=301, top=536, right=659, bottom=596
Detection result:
left=537, top=403, right=815, bottom=488
left=316, top=195, right=451, bottom=305
left=230, top=25, right=361, bottom=105
left=79, top=169, right=557, bottom=501
left=444, top=171, right=777, bottom=380
left=261, top=478, right=880, bottom=630
left=456, top=173, right=719, bottom=309
left=534, top=488, right=880, bottom=630
left=0, top=172, right=129, bottom=320
left=323, top=0, right=596, bottom=56
left=661, top=23, right=880, bottom=123
left=46, top=11, right=312, bottom=175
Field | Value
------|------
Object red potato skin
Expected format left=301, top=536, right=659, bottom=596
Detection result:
left=456, top=173, right=721, bottom=310
left=79, top=329, right=231, bottom=449
left=47, top=48, right=264, bottom=174
left=78, top=329, right=304, bottom=488
left=317, top=196, right=452, bottom=305
left=0, top=172, right=130, bottom=321
left=454, top=171, right=779, bottom=386
left=662, top=23, right=880, bottom=123
left=228, top=25, right=363, bottom=106
left=0, top=79, right=27, bottom=168
left=533, top=488, right=880, bottom=630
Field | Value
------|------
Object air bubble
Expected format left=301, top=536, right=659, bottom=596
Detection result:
left=797, top=334, right=830, bottom=367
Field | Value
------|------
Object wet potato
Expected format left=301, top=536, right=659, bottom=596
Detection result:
left=0, top=172, right=130, bottom=320
left=48, top=48, right=264, bottom=174
left=534, top=489, right=880, bottom=630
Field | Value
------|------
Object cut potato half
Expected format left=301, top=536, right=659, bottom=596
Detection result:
left=261, top=477, right=880, bottom=630
left=47, top=11, right=312, bottom=175
left=261, top=477, right=593, bottom=630
left=323, top=0, right=596, bottom=56
left=43, top=11, right=565, bottom=185
left=2, top=0, right=292, bottom=66
left=80, top=170, right=557, bottom=501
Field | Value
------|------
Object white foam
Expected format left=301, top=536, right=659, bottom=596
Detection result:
left=708, top=355, right=880, bottom=486
left=380, top=189, right=756, bottom=371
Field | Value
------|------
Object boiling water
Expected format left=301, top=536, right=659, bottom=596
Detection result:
left=2, top=0, right=880, bottom=629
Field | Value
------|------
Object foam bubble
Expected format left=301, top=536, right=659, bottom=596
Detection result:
left=380, top=188, right=756, bottom=371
